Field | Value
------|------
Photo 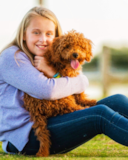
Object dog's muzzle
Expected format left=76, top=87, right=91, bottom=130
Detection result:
left=72, top=53, right=78, bottom=58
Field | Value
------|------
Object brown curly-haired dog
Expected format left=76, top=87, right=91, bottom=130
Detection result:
left=23, top=30, right=97, bottom=157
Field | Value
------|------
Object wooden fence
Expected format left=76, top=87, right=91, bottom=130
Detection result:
left=100, top=46, right=128, bottom=96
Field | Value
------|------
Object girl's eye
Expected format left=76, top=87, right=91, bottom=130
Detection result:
left=47, top=32, right=52, bottom=36
left=34, top=31, right=39, bottom=35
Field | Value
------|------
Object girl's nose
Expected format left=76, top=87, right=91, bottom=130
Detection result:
left=39, top=34, right=46, bottom=42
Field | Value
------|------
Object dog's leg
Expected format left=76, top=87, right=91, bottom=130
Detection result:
left=39, top=98, right=84, bottom=118
left=74, top=92, right=97, bottom=108
left=56, top=96, right=85, bottom=115
left=32, top=118, right=51, bottom=157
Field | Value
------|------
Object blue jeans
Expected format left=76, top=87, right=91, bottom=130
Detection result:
left=7, top=94, right=128, bottom=155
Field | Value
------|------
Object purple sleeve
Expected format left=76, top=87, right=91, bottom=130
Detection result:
left=0, top=47, right=89, bottom=100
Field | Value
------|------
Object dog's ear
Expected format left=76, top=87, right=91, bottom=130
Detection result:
left=50, top=36, right=65, bottom=63
left=84, top=39, right=93, bottom=62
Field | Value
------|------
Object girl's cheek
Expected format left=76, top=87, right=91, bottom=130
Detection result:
left=49, top=37, right=54, bottom=43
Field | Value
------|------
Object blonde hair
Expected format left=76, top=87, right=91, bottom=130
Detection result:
left=0, top=6, right=63, bottom=64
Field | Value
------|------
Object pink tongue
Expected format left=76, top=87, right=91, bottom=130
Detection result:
left=71, top=60, right=79, bottom=69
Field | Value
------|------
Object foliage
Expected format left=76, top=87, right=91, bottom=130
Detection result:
left=110, top=47, right=128, bottom=70
left=82, top=47, right=128, bottom=72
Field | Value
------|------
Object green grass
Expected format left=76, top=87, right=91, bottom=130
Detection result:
left=0, top=134, right=128, bottom=160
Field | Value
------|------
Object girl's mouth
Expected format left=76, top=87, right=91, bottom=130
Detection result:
left=36, top=45, right=48, bottom=49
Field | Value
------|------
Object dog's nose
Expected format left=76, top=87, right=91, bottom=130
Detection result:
left=72, top=53, right=78, bottom=58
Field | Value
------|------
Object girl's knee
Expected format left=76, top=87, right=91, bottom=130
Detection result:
left=91, top=104, right=112, bottom=116
left=113, top=94, right=127, bottom=99
left=112, top=94, right=128, bottom=103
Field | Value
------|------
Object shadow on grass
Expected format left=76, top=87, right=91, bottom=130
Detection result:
left=0, top=151, right=7, bottom=155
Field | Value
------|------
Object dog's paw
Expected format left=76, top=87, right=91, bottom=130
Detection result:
left=80, top=99, right=97, bottom=108
left=90, top=99, right=97, bottom=106
left=36, top=151, right=49, bottom=157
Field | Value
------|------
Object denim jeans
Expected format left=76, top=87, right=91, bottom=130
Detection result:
left=7, top=94, right=128, bottom=155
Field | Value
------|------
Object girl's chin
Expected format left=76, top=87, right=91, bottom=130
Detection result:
left=34, top=51, right=47, bottom=56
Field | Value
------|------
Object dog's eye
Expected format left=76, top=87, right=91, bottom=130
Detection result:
left=62, top=45, right=69, bottom=51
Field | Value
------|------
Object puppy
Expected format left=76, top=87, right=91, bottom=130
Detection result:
left=23, top=30, right=97, bottom=157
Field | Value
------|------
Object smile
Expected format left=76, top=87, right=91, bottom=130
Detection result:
left=36, top=45, right=48, bottom=49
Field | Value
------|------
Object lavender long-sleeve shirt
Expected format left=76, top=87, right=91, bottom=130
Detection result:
left=0, top=46, right=89, bottom=153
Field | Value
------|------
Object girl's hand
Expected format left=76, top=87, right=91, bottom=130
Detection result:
left=34, top=56, right=56, bottom=77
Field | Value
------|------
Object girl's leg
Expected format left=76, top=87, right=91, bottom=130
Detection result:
left=97, top=94, right=128, bottom=118
left=19, top=104, right=128, bottom=155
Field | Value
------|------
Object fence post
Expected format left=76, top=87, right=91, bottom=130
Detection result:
left=38, top=0, right=44, bottom=5
left=101, top=46, right=111, bottom=96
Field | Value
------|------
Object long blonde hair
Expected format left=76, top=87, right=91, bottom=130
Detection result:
left=0, top=6, right=63, bottom=64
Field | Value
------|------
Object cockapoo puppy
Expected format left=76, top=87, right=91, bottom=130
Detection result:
left=23, top=30, right=97, bottom=157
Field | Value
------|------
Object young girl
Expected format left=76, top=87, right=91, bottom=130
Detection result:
left=0, top=6, right=128, bottom=156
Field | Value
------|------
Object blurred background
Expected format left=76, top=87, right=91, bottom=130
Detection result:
left=0, top=0, right=128, bottom=99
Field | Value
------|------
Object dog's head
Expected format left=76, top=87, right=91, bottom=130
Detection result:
left=49, top=30, right=93, bottom=72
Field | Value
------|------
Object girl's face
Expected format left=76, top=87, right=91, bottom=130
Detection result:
left=23, top=16, right=56, bottom=56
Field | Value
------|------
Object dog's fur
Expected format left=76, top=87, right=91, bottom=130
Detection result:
left=23, top=30, right=97, bottom=157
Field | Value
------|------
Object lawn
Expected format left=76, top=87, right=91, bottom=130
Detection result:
left=0, top=134, right=128, bottom=160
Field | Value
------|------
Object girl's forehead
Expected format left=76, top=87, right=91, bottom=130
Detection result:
left=28, top=16, right=55, bottom=31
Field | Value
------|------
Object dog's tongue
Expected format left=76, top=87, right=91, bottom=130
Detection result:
left=71, top=60, right=79, bottom=69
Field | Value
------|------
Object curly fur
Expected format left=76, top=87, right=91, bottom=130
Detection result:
left=23, top=30, right=97, bottom=157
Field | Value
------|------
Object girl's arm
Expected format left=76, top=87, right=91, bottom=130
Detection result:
left=0, top=47, right=89, bottom=100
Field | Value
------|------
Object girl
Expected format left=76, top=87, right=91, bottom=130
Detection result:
left=0, top=6, right=128, bottom=156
